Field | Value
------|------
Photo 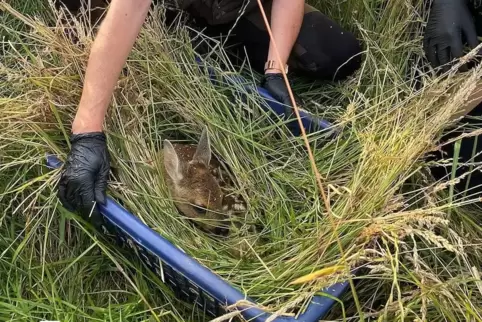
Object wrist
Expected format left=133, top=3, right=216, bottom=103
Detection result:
left=265, top=68, right=284, bottom=75
left=72, top=114, right=103, bottom=134
left=264, top=60, right=289, bottom=74
left=71, top=132, right=106, bottom=141
left=263, top=73, right=284, bottom=81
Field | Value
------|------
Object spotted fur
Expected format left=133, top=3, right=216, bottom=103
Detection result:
left=162, top=129, right=246, bottom=233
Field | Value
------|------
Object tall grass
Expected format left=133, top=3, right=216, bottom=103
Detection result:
left=0, top=1, right=191, bottom=321
left=1, top=0, right=481, bottom=321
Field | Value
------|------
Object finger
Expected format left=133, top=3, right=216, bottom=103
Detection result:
left=424, top=39, right=439, bottom=68
left=78, top=185, right=105, bottom=229
left=80, top=203, right=104, bottom=228
left=283, top=93, right=304, bottom=108
left=449, top=38, right=470, bottom=72
left=294, top=94, right=304, bottom=107
left=437, top=45, right=451, bottom=73
left=66, top=175, right=96, bottom=218
left=79, top=184, right=97, bottom=218
left=282, top=96, right=294, bottom=108
left=94, top=164, right=109, bottom=205
left=463, top=24, right=479, bottom=49
left=65, top=177, right=83, bottom=212
left=57, top=180, right=75, bottom=212
left=90, top=208, right=104, bottom=228
left=464, top=25, right=482, bottom=66
left=422, top=34, right=429, bottom=56
left=94, top=181, right=107, bottom=205
left=450, top=38, right=464, bottom=60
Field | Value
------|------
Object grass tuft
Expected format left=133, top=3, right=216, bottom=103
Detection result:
left=1, top=0, right=481, bottom=321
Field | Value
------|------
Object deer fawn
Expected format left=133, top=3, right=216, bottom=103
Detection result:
left=162, top=128, right=246, bottom=234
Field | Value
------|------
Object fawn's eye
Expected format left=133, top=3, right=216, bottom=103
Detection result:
left=193, top=205, right=206, bottom=214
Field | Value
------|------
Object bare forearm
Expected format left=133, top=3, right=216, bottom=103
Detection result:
left=265, top=0, right=304, bottom=74
left=72, top=0, right=151, bottom=134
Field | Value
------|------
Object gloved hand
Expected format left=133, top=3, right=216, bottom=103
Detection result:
left=58, top=132, right=110, bottom=227
left=423, top=0, right=479, bottom=72
left=262, top=73, right=301, bottom=108
left=262, top=73, right=304, bottom=130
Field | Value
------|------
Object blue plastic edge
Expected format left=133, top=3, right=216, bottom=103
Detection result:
left=194, top=56, right=339, bottom=138
left=46, top=154, right=352, bottom=321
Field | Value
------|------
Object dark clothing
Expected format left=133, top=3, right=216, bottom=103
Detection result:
left=188, top=1, right=362, bottom=80
left=55, top=0, right=362, bottom=81
left=55, top=0, right=264, bottom=25
left=54, top=0, right=107, bottom=24
left=177, top=0, right=263, bottom=25
left=431, top=101, right=482, bottom=197
left=430, top=4, right=482, bottom=197
left=235, top=2, right=361, bottom=80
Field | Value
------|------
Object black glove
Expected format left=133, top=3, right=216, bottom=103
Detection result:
left=263, top=73, right=310, bottom=134
left=58, top=132, right=110, bottom=227
left=262, top=73, right=301, bottom=107
left=424, top=0, right=479, bottom=72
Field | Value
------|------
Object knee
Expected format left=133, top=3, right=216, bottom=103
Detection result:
left=329, top=31, right=362, bottom=80
left=54, top=0, right=81, bottom=11
left=54, top=0, right=108, bottom=25
left=293, top=11, right=362, bottom=80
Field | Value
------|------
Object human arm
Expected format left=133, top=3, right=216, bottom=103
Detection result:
left=264, top=0, right=304, bottom=74
left=58, top=0, right=152, bottom=223
left=72, top=0, right=152, bottom=133
left=262, top=0, right=304, bottom=107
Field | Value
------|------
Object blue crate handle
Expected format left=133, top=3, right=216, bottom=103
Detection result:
left=194, top=56, right=339, bottom=138
left=46, top=154, right=351, bottom=321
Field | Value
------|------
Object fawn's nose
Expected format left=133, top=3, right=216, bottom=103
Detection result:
left=213, top=226, right=229, bottom=236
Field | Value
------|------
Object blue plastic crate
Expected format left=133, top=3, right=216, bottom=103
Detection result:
left=45, top=65, right=351, bottom=321
left=48, top=153, right=350, bottom=322
left=194, top=56, right=340, bottom=138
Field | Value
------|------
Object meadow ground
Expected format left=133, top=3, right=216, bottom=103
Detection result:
left=1, top=0, right=481, bottom=321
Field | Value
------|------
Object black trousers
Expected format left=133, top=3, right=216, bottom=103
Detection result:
left=186, top=1, right=362, bottom=80
left=56, top=0, right=362, bottom=81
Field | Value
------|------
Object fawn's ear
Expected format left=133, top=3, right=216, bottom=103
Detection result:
left=164, top=140, right=183, bottom=183
left=193, top=127, right=211, bottom=166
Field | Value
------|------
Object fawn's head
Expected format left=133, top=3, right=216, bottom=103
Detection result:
left=163, top=129, right=225, bottom=232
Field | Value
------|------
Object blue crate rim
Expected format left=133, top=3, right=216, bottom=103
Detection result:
left=44, top=53, right=349, bottom=322
left=46, top=154, right=353, bottom=321
left=194, top=56, right=340, bottom=138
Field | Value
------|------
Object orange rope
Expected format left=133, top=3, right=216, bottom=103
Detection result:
left=254, top=1, right=363, bottom=316
left=255, top=0, right=343, bottom=255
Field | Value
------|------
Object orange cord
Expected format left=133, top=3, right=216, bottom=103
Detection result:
left=254, top=0, right=343, bottom=255
left=254, top=2, right=364, bottom=316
